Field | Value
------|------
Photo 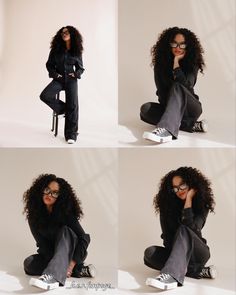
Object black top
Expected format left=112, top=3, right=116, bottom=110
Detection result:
left=46, top=49, right=85, bottom=81
left=160, top=205, right=208, bottom=249
left=29, top=215, right=90, bottom=260
left=154, top=65, right=199, bottom=106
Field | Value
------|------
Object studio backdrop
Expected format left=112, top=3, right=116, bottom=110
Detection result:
left=119, top=0, right=235, bottom=145
left=0, top=0, right=117, bottom=146
left=0, top=148, right=118, bottom=285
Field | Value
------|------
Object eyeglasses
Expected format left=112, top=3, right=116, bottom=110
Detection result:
left=43, top=187, right=59, bottom=199
left=172, top=183, right=188, bottom=193
left=170, top=42, right=187, bottom=49
left=61, top=29, right=70, bottom=36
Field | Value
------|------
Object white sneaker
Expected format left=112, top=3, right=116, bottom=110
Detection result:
left=143, top=128, right=172, bottom=143
left=146, top=273, right=177, bottom=290
left=29, top=274, right=59, bottom=290
left=67, top=139, right=75, bottom=144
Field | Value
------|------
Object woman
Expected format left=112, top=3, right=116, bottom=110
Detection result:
left=40, top=26, right=84, bottom=144
left=141, top=27, right=207, bottom=143
left=23, top=174, right=95, bottom=290
left=144, top=167, right=216, bottom=290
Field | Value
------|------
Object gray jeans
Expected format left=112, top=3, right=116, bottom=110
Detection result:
left=140, top=82, right=202, bottom=138
left=144, top=225, right=210, bottom=285
left=24, top=226, right=85, bottom=285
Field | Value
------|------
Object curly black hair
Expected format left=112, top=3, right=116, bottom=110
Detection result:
left=50, top=25, right=83, bottom=56
left=154, top=167, right=215, bottom=216
left=23, top=174, right=83, bottom=228
left=151, top=27, right=205, bottom=75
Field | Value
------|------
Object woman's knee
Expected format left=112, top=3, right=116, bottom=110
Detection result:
left=39, top=91, right=48, bottom=102
left=140, top=102, right=152, bottom=115
left=23, top=255, right=34, bottom=274
left=144, top=245, right=157, bottom=260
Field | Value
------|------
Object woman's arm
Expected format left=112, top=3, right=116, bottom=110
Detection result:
left=172, top=54, right=198, bottom=90
left=74, top=56, right=85, bottom=79
left=28, top=220, right=53, bottom=257
left=46, top=50, right=61, bottom=79
left=181, top=190, right=209, bottom=234
left=66, top=216, right=90, bottom=246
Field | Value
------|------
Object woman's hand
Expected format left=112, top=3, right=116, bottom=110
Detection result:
left=68, top=72, right=75, bottom=78
left=186, top=188, right=197, bottom=200
left=173, top=53, right=186, bottom=69
left=184, top=188, right=197, bottom=208
left=67, top=260, right=76, bottom=278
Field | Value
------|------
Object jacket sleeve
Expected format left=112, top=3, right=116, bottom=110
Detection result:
left=172, top=66, right=198, bottom=91
left=28, top=220, right=52, bottom=257
left=66, top=216, right=90, bottom=262
left=181, top=207, right=209, bottom=235
left=75, top=56, right=85, bottom=79
left=159, top=212, right=176, bottom=249
left=46, top=50, right=59, bottom=79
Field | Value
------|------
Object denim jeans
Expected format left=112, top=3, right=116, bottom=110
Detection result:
left=40, top=79, right=79, bottom=141
left=140, top=82, right=202, bottom=138
left=24, top=226, right=87, bottom=285
left=144, top=225, right=210, bottom=285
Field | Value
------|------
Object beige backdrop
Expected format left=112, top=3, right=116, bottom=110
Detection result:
left=119, top=0, right=236, bottom=145
left=0, top=149, right=118, bottom=279
left=0, top=0, right=117, bottom=147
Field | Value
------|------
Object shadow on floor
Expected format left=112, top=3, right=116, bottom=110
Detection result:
left=119, top=119, right=235, bottom=147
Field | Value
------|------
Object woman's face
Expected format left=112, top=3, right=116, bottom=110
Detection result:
left=61, top=27, right=71, bottom=42
left=170, top=33, right=186, bottom=57
left=172, top=176, right=189, bottom=201
left=42, top=181, right=60, bottom=208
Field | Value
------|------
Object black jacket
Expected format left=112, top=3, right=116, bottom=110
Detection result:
left=154, top=65, right=199, bottom=106
left=160, top=206, right=208, bottom=250
left=29, top=215, right=90, bottom=261
left=46, top=49, right=85, bottom=81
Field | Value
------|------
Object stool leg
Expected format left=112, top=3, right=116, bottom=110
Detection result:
left=51, top=111, right=56, bottom=132
left=51, top=92, right=60, bottom=137
left=55, top=114, right=59, bottom=137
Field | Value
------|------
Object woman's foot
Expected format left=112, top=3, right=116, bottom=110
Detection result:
left=143, top=128, right=173, bottom=143
left=67, top=139, right=76, bottom=144
left=67, top=260, right=77, bottom=278
left=29, top=274, right=59, bottom=290
left=72, top=264, right=96, bottom=278
left=146, top=273, right=177, bottom=290
left=199, top=265, right=217, bottom=279
left=192, top=119, right=208, bottom=132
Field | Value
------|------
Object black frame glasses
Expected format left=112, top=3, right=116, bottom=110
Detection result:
left=172, top=183, right=188, bottom=193
left=170, top=42, right=187, bottom=49
left=61, top=30, right=70, bottom=36
left=43, top=187, right=59, bottom=199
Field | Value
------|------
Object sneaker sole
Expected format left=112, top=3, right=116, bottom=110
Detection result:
left=29, top=278, right=59, bottom=290
left=143, top=132, right=172, bottom=143
left=201, top=120, right=208, bottom=132
left=88, top=264, right=96, bottom=278
left=146, top=277, right=177, bottom=290
left=67, top=139, right=75, bottom=144
left=209, top=266, right=217, bottom=279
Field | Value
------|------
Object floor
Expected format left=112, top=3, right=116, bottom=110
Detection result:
left=0, top=118, right=118, bottom=147
left=118, top=265, right=235, bottom=295
left=0, top=265, right=117, bottom=295
left=119, top=119, right=235, bottom=147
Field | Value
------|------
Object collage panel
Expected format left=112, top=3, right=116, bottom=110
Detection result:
left=0, top=0, right=117, bottom=147
left=119, top=0, right=235, bottom=147
left=119, top=148, right=235, bottom=294
left=0, top=148, right=118, bottom=294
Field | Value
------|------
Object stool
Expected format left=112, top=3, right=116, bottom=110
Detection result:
left=51, top=92, right=60, bottom=137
